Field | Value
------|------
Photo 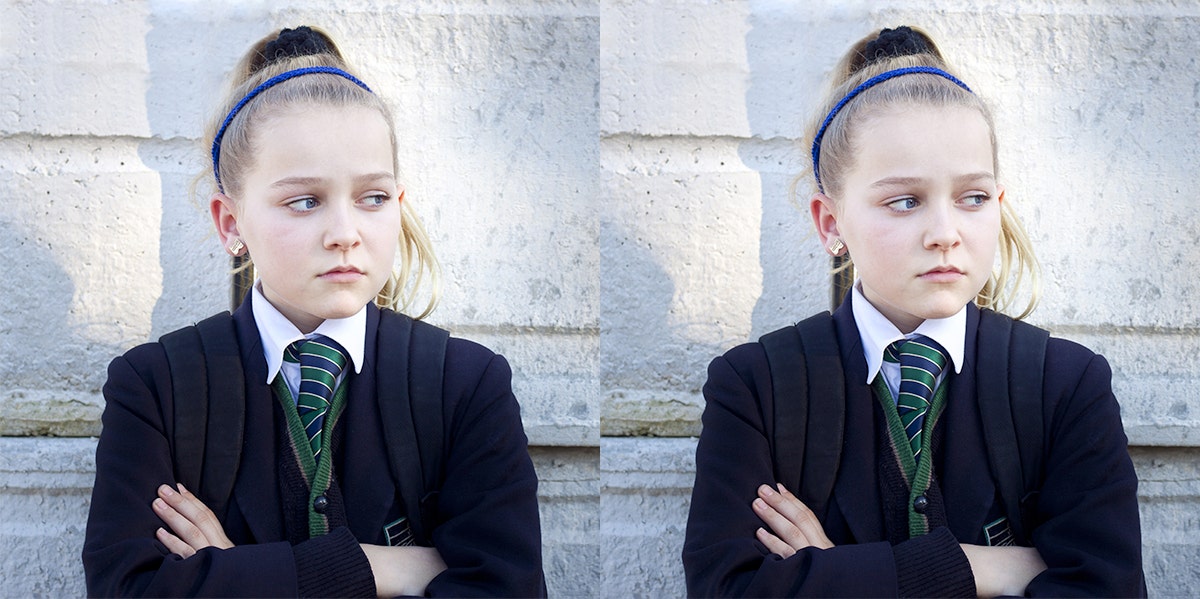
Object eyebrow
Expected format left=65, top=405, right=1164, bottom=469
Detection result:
left=270, top=172, right=395, bottom=189
left=870, top=172, right=995, bottom=189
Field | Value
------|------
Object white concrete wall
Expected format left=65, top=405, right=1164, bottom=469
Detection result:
left=3, top=0, right=1199, bottom=597
left=600, top=1, right=1200, bottom=597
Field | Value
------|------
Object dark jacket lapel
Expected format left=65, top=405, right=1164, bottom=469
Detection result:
left=338, top=304, right=400, bottom=544
left=939, top=304, right=998, bottom=543
left=829, top=294, right=886, bottom=542
left=229, top=294, right=286, bottom=542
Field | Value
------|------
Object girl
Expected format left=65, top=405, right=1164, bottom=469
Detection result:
left=83, top=26, right=545, bottom=597
left=683, top=26, right=1144, bottom=597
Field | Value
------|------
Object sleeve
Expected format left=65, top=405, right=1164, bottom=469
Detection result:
left=682, top=346, right=974, bottom=598
left=423, top=341, right=547, bottom=597
left=82, top=346, right=376, bottom=598
left=1024, top=346, right=1146, bottom=597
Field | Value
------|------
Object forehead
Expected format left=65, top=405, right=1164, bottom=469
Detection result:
left=848, top=104, right=994, bottom=183
left=250, top=103, right=395, bottom=177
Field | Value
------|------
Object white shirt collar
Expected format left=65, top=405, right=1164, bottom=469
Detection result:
left=251, top=282, right=366, bottom=384
left=851, top=281, right=965, bottom=384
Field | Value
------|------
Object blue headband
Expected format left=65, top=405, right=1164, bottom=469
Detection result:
left=211, top=66, right=373, bottom=192
left=810, top=66, right=972, bottom=192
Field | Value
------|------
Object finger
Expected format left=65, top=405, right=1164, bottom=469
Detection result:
left=752, top=496, right=811, bottom=550
left=153, top=496, right=208, bottom=550
left=777, top=484, right=834, bottom=549
left=156, top=526, right=196, bottom=558
left=756, top=527, right=797, bottom=558
left=158, top=484, right=230, bottom=548
left=757, top=484, right=829, bottom=550
left=176, top=484, right=233, bottom=547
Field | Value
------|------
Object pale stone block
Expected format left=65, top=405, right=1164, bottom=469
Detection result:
left=532, top=446, right=601, bottom=598
left=1132, top=447, right=1200, bottom=597
left=0, top=1, right=153, bottom=137
left=601, top=0, right=752, bottom=137
left=601, top=437, right=695, bottom=599
left=602, top=388, right=701, bottom=437
left=600, top=135, right=828, bottom=435
left=1042, top=330, right=1200, bottom=447
left=601, top=137, right=764, bottom=391
left=454, top=329, right=599, bottom=446
left=0, top=138, right=166, bottom=408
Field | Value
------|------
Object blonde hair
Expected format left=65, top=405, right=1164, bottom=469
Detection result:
left=795, top=26, right=1040, bottom=319
left=196, top=26, right=441, bottom=319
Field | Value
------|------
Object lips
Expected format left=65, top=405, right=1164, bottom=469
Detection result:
left=920, top=266, right=965, bottom=283
left=320, top=266, right=365, bottom=282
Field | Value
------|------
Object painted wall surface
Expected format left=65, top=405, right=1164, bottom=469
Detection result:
left=2, top=0, right=1198, bottom=597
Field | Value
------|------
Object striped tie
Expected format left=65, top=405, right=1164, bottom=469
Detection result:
left=283, top=335, right=347, bottom=459
left=884, top=335, right=947, bottom=460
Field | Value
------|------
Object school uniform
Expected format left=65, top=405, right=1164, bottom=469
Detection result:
left=683, top=290, right=1144, bottom=597
left=83, top=290, right=546, bottom=597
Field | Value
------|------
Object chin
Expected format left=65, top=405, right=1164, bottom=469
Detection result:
left=316, top=298, right=373, bottom=321
left=920, top=300, right=971, bottom=320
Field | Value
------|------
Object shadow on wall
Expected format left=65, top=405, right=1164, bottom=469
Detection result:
left=599, top=216, right=686, bottom=434
left=739, top=3, right=874, bottom=339
left=140, top=9, right=261, bottom=339
left=0, top=217, right=85, bottom=434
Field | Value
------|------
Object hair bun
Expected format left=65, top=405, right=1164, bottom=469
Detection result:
left=262, top=26, right=332, bottom=63
left=861, top=26, right=932, bottom=64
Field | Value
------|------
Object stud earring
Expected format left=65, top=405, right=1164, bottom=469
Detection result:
left=227, top=238, right=245, bottom=256
left=827, top=238, right=845, bottom=256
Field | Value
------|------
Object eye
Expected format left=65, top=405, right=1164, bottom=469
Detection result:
left=960, top=193, right=990, bottom=208
left=886, top=197, right=919, bottom=212
left=360, top=193, right=390, bottom=208
left=286, top=197, right=319, bottom=212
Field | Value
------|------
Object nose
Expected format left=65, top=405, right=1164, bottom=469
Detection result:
left=924, top=201, right=961, bottom=251
left=324, top=200, right=362, bottom=250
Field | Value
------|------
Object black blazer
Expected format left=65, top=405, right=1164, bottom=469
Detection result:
left=684, top=295, right=1144, bottom=597
left=84, top=296, right=546, bottom=597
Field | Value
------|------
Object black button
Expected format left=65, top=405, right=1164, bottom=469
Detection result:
left=913, top=495, right=928, bottom=514
left=313, top=495, right=329, bottom=513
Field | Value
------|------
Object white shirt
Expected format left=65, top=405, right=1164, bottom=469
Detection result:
left=251, top=282, right=366, bottom=401
left=850, top=281, right=965, bottom=401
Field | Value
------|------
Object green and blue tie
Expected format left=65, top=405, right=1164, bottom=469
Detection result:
left=884, top=335, right=947, bottom=460
left=283, top=335, right=347, bottom=459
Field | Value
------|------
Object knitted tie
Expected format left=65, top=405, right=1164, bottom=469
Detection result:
left=884, top=335, right=947, bottom=460
left=283, top=335, right=347, bottom=459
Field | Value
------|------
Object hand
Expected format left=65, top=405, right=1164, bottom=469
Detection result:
left=360, top=544, right=447, bottom=598
left=752, top=483, right=834, bottom=557
left=960, top=543, right=1047, bottom=598
left=151, top=483, right=234, bottom=558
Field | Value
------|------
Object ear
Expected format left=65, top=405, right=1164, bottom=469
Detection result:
left=996, top=183, right=1005, bottom=206
left=209, top=193, right=242, bottom=254
left=809, top=192, right=842, bottom=254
